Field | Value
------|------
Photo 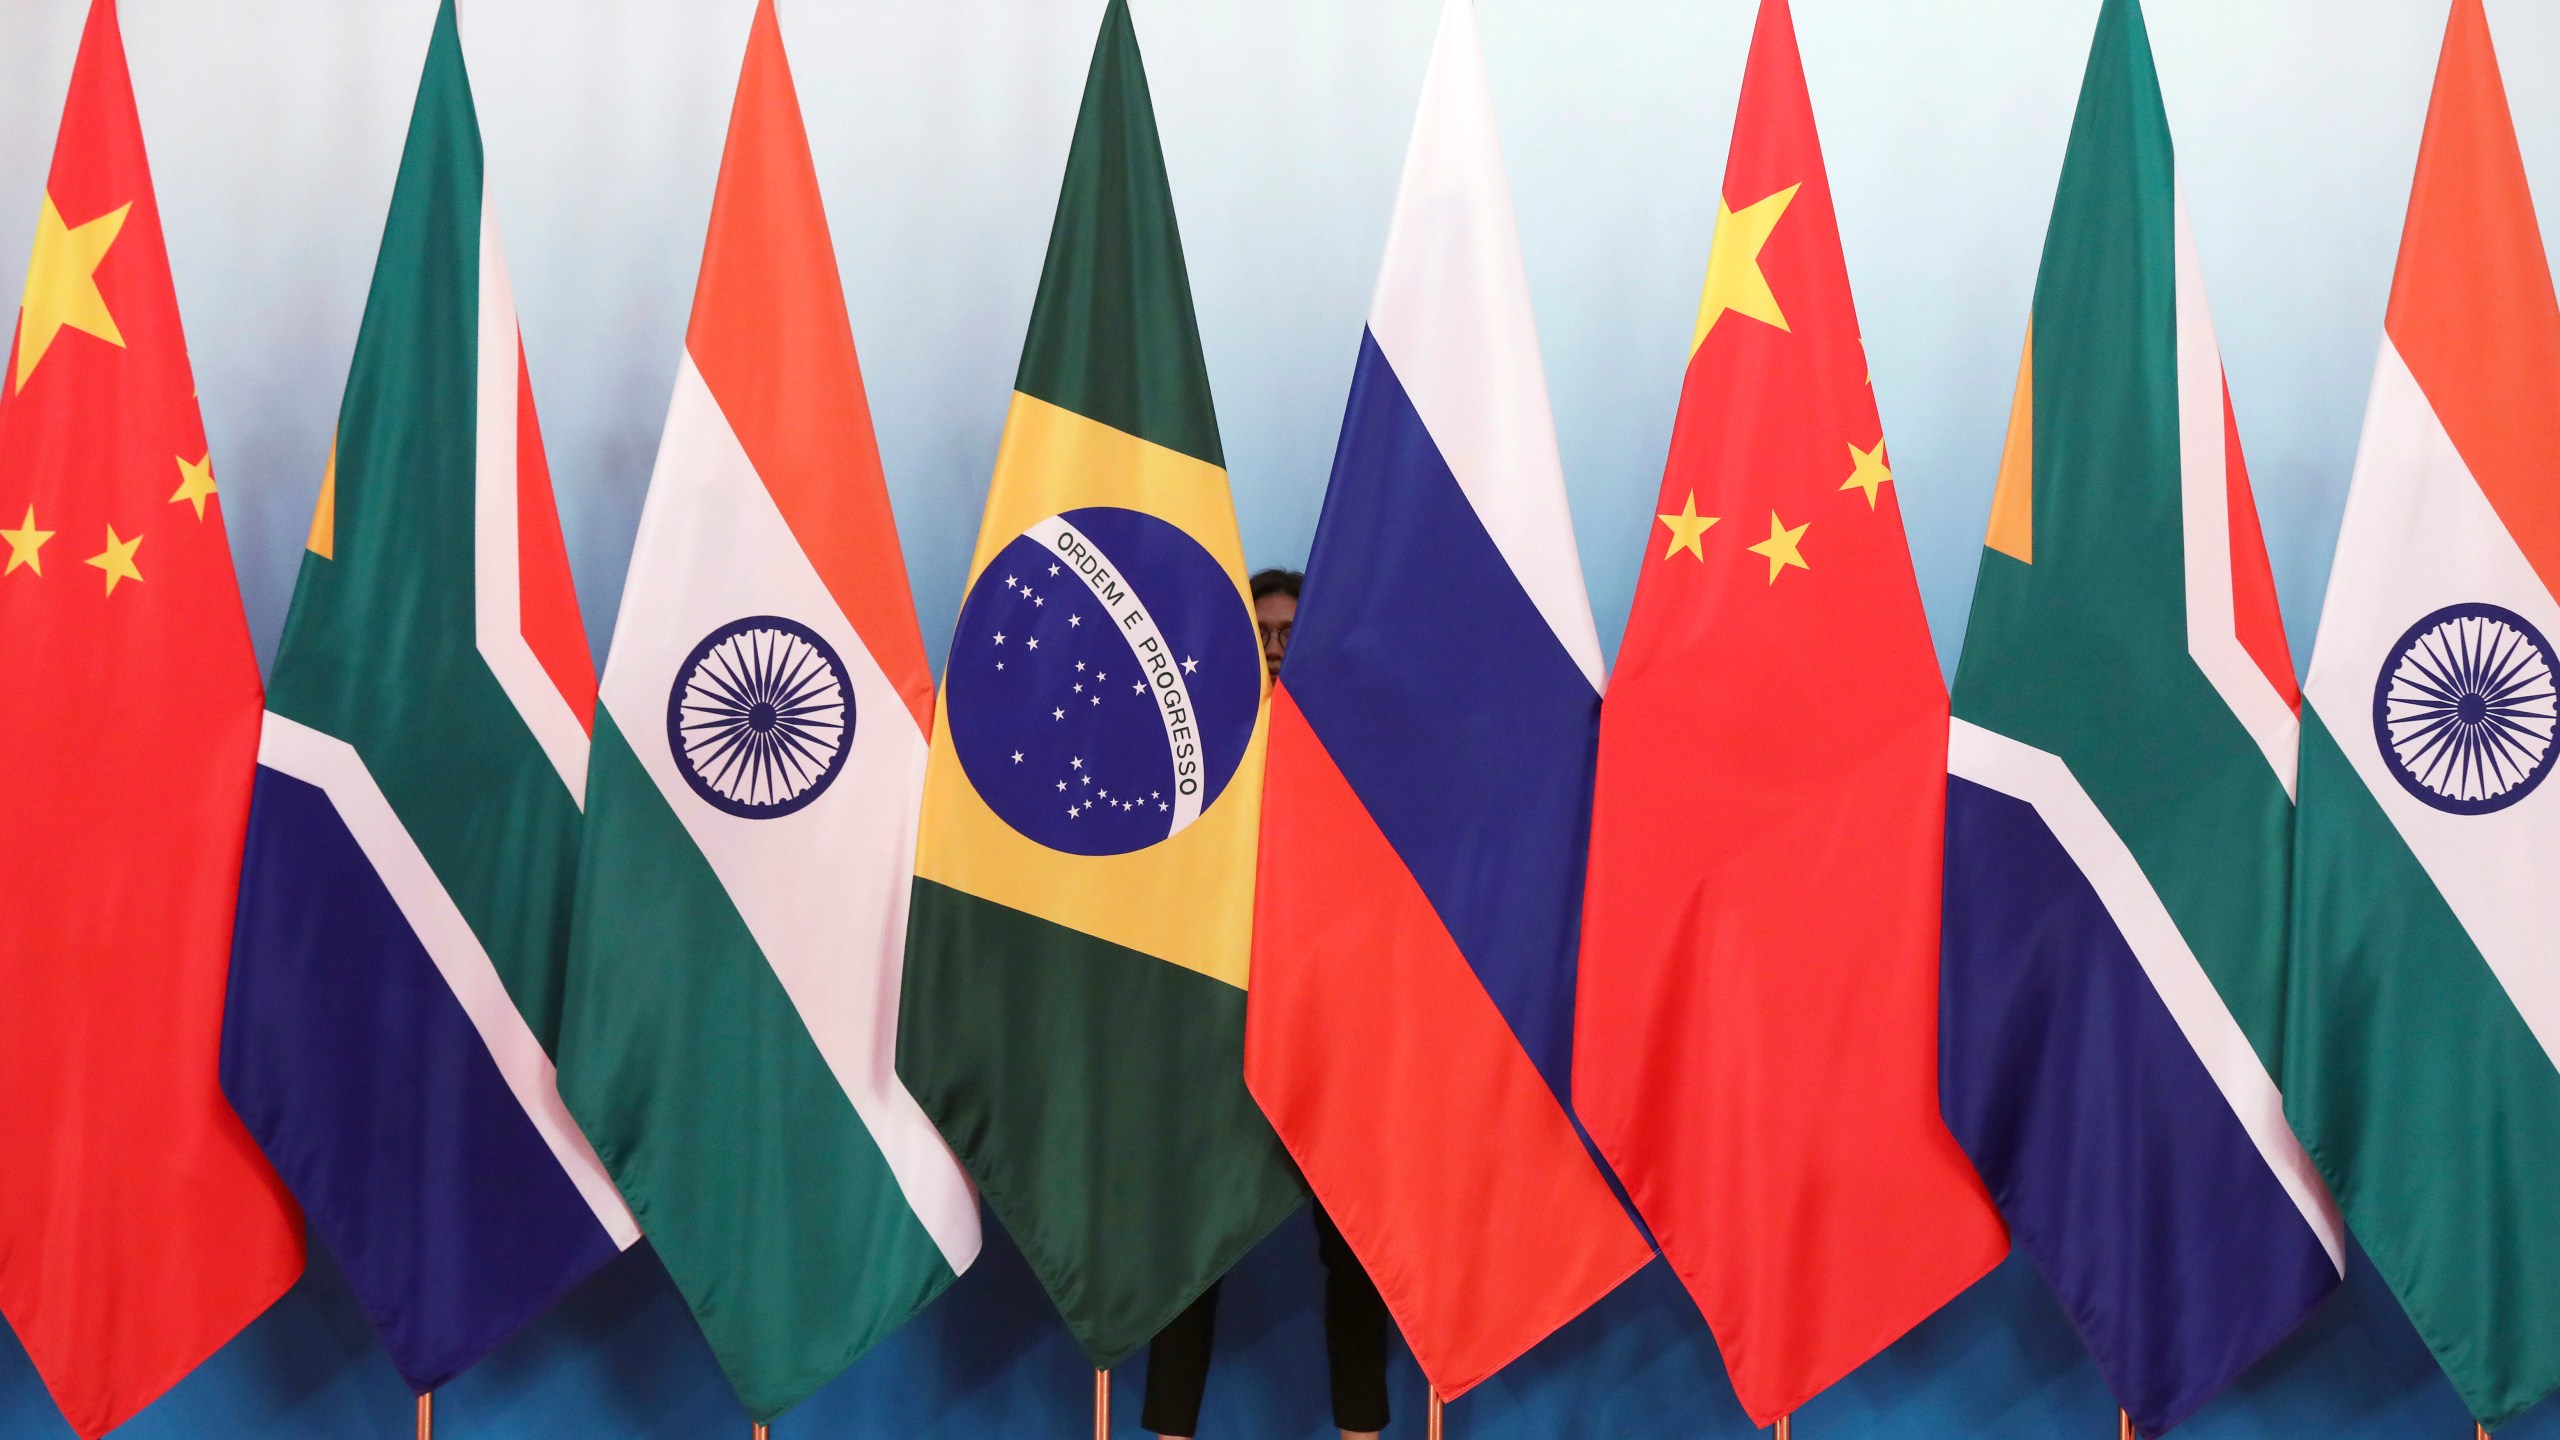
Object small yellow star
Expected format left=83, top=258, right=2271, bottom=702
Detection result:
left=1655, top=491, right=1720, bottom=562
left=1746, top=511, right=1810, bottom=584
left=15, top=194, right=130, bottom=393
left=2, top=506, right=53, bottom=575
left=170, top=453, right=219, bottom=519
left=1692, top=184, right=1799, bottom=349
left=85, top=525, right=142, bottom=595
left=1841, top=439, right=1893, bottom=508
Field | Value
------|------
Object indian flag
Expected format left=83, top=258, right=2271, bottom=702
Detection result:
left=553, top=0, right=977, bottom=1421
left=2285, top=0, right=2560, bottom=1427
left=895, top=0, right=1303, bottom=1367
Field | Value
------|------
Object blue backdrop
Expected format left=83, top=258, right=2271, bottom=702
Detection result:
left=4, top=0, right=2560, bottom=1434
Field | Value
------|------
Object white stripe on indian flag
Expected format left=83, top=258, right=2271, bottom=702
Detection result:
left=255, top=710, right=640, bottom=1249
left=475, top=198, right=590, bottom=807
left=597, top=353, right=981, bottom=1273
left=1949, top=717, right=2345, bottom=1269
left=2304, top=339, right=2560, bottom=1072
left=2173, top=184, right=2299, bottom=797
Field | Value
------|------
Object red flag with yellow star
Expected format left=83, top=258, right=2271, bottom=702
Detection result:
left=1570, top=0, right=2006, bottom=1422
left=0, top=3, right=303, bottom=1434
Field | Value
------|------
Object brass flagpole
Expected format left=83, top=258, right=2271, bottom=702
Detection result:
left=1094, top=1368, right=1110, bottom=1440
left=415, top=1392, right=432, bottom=1439
left=752, top=1425, right=769, bottom=1439
left=1774, top=1415, right=1791, bottom=1439
left=2480, top=1426, right=2492, bottom=1439
left=2119, top=1408, right=2134, bottom=1440
left=1426, top=1390, right=1443, bottom=1440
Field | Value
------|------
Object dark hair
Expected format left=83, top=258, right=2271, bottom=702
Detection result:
left=1249, top=568, right=1303, bottom=602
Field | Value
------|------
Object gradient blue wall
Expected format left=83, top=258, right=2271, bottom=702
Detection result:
left=3, top=0, right=2558, bottom=1435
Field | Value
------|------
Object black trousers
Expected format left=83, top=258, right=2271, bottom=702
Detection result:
left=1140, top=1203, right=1391, bottom=1435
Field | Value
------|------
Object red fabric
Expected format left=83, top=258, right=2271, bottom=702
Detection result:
left=2220, top=383, right=2298, bottom=711
left=1246, top=692, right=1649, bottom=1399
left=0, top=3, right=303, bottom=1435
left=1569, top=0, right=2004, bottom=1422
left=512, top=344, right=595, bottom=731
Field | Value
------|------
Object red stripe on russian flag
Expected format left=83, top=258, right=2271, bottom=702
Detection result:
left=1246, top=689, right=1650, bottom=1398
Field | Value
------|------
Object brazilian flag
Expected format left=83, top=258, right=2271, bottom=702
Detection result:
left=896, top=0, right=1301, bottom=1365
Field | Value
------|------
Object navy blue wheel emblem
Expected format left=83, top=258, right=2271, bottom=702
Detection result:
left=666, top=615, right=855, bottom=819
left=2370, top=601, right=2558, bottom=815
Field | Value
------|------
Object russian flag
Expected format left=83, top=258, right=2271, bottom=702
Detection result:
left=1244, top=0, right=1652, bottom=1400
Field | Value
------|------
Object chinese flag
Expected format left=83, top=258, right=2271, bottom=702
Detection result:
left=0, top=3, right=303, bottom=1435
left=1570, top=0, right=2006, bottom=1422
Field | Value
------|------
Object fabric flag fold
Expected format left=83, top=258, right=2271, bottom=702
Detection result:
left=556, top=0, right=980, bottom=1420
left=1938, top=0, right=2342, bottom=1432
left=219, top=0, right=636, bottom=1394
left=2285, top=0, right=2560, bottom=1426
left=0, top=3, right=304, bottom=1433
left=1246, top=0, right=1653, bottom=1401
left=895, top=0, right=1302, bottom=1367
left=1571, top=0, right=2007, bottom=1423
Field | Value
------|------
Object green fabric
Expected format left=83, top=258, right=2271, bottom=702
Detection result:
left=2286, top=708, right=2560, bottom=1426
left=898, top=880, right=1301, bottom=1367
left=1949, top=0, right=2292, bottom=1069
left=559, top=716, right=956, bottom=1421
left=1011, top=0, right=1223, bottom=468
left=261, top=0, right=581, bottom=1050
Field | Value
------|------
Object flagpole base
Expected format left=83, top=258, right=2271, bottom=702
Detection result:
left=1094, top=1368, right=1109, bottom=1440
left=415, top=1393, right=432, bottom=1440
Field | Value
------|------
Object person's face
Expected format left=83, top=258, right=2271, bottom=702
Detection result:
left=1255, top=591, right=1297, bottom=680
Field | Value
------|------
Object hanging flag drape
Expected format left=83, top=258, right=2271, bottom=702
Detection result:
left=1246, top=0, right=1652, bottom=1402
left=0, top=3, right=304, bottom=1434
left=2286, top=0, right=2560, bottom=1427
left=557, top=0, right=980, bottom=1421
left=895, top=0, right=1303, bottom=1368
left=1571, top=0, right=2007, bottom=1423
left=219, top=0, right=637, bottom=1393
left=1937, top=1, right=2342, bottom=1433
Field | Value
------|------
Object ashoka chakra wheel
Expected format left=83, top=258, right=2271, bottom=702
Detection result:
left=665, top=615, right=855, bottom=819
left=2370, top=601, right=2558, bottom=816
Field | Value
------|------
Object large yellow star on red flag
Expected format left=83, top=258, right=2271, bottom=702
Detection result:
left=2, top=506, right=53, bottom=575
left=1841, top=439, right=1893, bottom=508
left=1746, top=511, right=1810, bottom=584
left=85, top=525, right=143, bottom=595
left=15, top=194, right=131, bottom=393
left=1692, top=184, right=1799, bottom=348
left=1656, top=491, right=1719, bottom=561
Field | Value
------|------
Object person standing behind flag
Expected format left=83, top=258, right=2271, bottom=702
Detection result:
left=0, top=4, right=304, bottom=1434
left=1141, top=568, right=1396, bottom=1440
left=1572, top=0, right=2007, bottom=1426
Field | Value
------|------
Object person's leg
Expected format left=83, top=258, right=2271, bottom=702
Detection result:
left=1314, top=1202, right=1390, bottom=1440
left=1140, top=1281, right=1221, bottom=1439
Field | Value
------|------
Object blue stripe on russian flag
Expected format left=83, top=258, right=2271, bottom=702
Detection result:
left=1940, top=775, right=2335, bottom=1434
left=1280, top=330, right=1601, bottom=1103
left=220, top=767, right=619, bottom=1391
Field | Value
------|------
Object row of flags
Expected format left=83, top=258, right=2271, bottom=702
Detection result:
left=1, top=1, right=2554, bottom=1438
